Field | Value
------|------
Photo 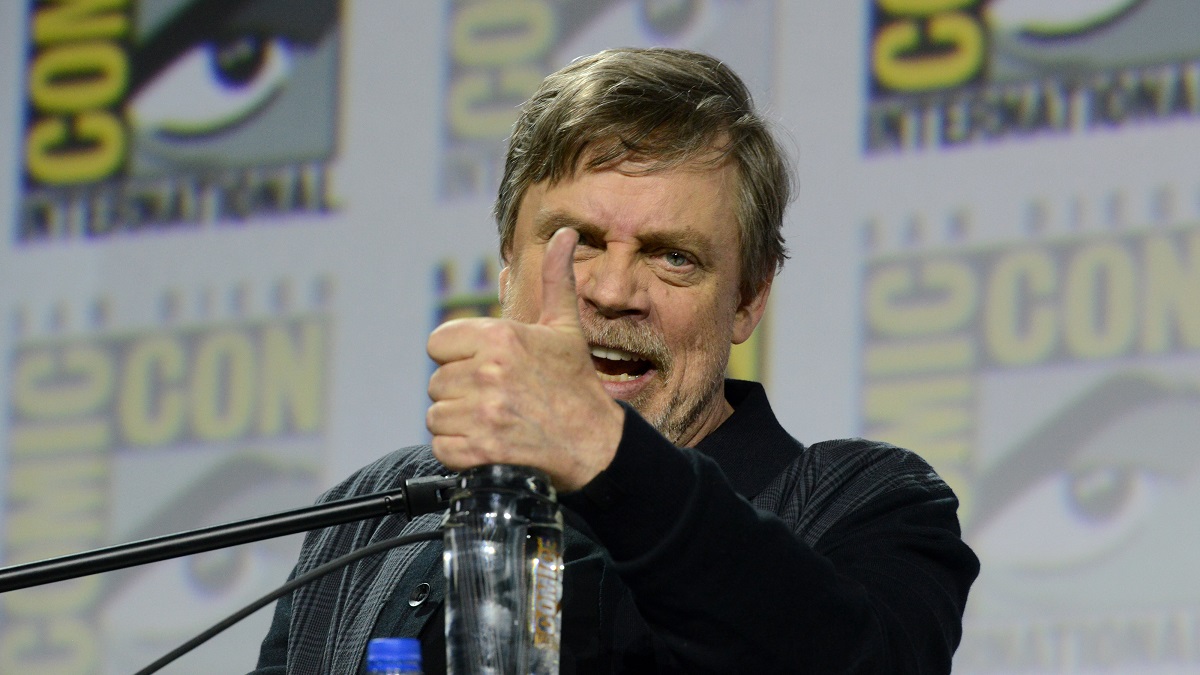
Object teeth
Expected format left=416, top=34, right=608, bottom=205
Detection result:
left=596, top=372, right=639, bottom=382
left=590, top=346, right=637, bottom=361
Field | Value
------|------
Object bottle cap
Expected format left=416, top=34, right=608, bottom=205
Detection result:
left=452, top=464, right=557, bottom=501
left=366, top=637, right=421, bottom=668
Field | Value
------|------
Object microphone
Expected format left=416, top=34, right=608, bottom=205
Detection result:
left=0, top=473, right=457, bottom=593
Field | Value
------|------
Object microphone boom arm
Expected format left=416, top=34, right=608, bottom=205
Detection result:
left=0, top=474, right=457, bottom=593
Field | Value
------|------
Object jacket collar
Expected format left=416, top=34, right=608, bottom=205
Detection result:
left=695, top=380, right=805, bottom=499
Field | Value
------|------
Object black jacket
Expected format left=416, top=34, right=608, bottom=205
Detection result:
left=253, top=380, right=979, bottom=673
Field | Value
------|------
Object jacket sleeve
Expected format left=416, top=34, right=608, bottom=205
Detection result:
left=246, top=571, right=293, bottom=674
left=560, top=407, right=980, bottom=673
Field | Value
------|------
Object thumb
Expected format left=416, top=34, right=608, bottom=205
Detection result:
left=539, top=227, right=582, bottom=331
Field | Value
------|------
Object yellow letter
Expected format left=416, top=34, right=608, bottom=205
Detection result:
left=985, top=249, right=1057, bottom=366
left=12, top=345, right=112, bottom=419
left=866, top=259, right=976, bottom=337
left=1142, top=233, right=1200, bottom=353
left=26, top=112, right=125, bottom=184
left=877, top=0, right=976, bottom=15
left=192, top=330, right=256, bottom=441
left=260, top=320, right=326, bottom=435
left=34, top=0, right=128, bottom=45
left=1063, top=242, right=1136, bottom=359
left=864, top=376, right=973, bottom=461
left=30, top=41, right=128, bottom=112
left=452, top=0, right=554, bottom=66
left=873, top=13, right=984, bottom=92
left=119, top=336, right=186, bottom=446
left=448, top=66, right=545, bottom=139
left=0, top=617, right=99, bottom=675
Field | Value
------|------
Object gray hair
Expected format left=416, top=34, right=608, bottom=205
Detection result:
left=494, top=47, right=793, bottom=300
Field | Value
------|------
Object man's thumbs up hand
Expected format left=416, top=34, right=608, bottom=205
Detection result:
left=538, top=227, right=584, bottom=332
left=426, top=228, right=624, bottom=492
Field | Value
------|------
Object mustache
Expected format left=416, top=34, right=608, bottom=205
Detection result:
left=579, top=314, right=672, bottom=372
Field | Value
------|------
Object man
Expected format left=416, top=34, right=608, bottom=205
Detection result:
left=253, top=47, right=978, bottom=673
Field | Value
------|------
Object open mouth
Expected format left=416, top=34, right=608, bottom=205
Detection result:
left=590, top=345, right=654, bottom=382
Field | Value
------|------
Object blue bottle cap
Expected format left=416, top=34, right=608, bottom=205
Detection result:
left=366, top=637, right=421, bottom=669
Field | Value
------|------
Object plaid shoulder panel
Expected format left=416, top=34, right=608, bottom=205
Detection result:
left=285, top=446, right=447, bottom=674
left=751, top=439, right=953, bottom=548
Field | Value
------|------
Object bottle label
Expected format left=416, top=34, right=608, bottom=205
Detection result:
left=531, top=534, right=562, bottom=646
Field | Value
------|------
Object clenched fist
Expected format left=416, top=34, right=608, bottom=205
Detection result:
left=426, top=228, right=625, bottom=492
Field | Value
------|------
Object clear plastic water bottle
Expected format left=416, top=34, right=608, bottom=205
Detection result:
left=366, top=637, right=423, bottom=674
left=443, top=464, right=564, bottom=674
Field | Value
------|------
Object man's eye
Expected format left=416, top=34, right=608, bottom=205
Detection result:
left=664, top=251, right=691, bottom=267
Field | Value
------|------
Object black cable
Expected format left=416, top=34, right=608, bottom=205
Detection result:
left=135, top=528, right=444, bottom=675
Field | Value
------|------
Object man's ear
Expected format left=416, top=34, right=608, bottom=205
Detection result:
left=498, top=263, right=510, bottom=305
left=732, top=276, right=773, bottom=345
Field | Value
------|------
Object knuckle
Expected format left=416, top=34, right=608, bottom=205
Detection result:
left=478, top=395, right=510, bottom=426
left=433, top=436, right=472, bottom=471
left=476, top=360, right=505, bottom=385
left=430, top=436, right=451, bottom=464
left=478, top=437, right=507, bottom=463
left=482, top=320, right=520, bottom=349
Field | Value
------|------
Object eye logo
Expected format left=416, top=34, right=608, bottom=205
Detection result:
left=19, top=0, right=342, bottom=242
left=968, top=373, right=1200, bottom=574
left=130, top=33, right=294, bottom=140
left=865, top=0, right=1200, bottom=152
left=986, top=0, right=1147, bottom=38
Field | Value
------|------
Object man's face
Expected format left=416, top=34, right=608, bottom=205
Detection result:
left=500, top=157, right=769, bottom=447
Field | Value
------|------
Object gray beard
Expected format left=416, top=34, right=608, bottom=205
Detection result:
left=578, top=314, right=730, bottom=446
left=501, top=272, right=728, bottom=445
left=637, top=366, right=727, bottom=445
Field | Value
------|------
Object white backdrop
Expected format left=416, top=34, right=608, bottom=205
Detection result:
left=2, top=1, right=1198, bottom=673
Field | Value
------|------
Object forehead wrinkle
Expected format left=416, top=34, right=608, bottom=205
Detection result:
left=536, top=205, right=717, bottom=259
left=532, top=209, right=593, bottom=240
left=527, top=160, right=738, bottom=266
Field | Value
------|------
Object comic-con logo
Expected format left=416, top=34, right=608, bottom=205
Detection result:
left=866, top=0, right=1200, bottom=152
left=19, top=0, right=340, bottom=242
left=860, top=218, right=1200, bottom=670
left=440, top=0, right=777, bottom=200
left=1, top=284, right=329, bottom=672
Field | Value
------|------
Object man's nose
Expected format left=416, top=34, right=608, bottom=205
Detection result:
left=577, top=250, right=649, bottom=319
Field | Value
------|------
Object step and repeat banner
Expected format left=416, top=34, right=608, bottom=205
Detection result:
left=0, top=1, right=1197, bottom=672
